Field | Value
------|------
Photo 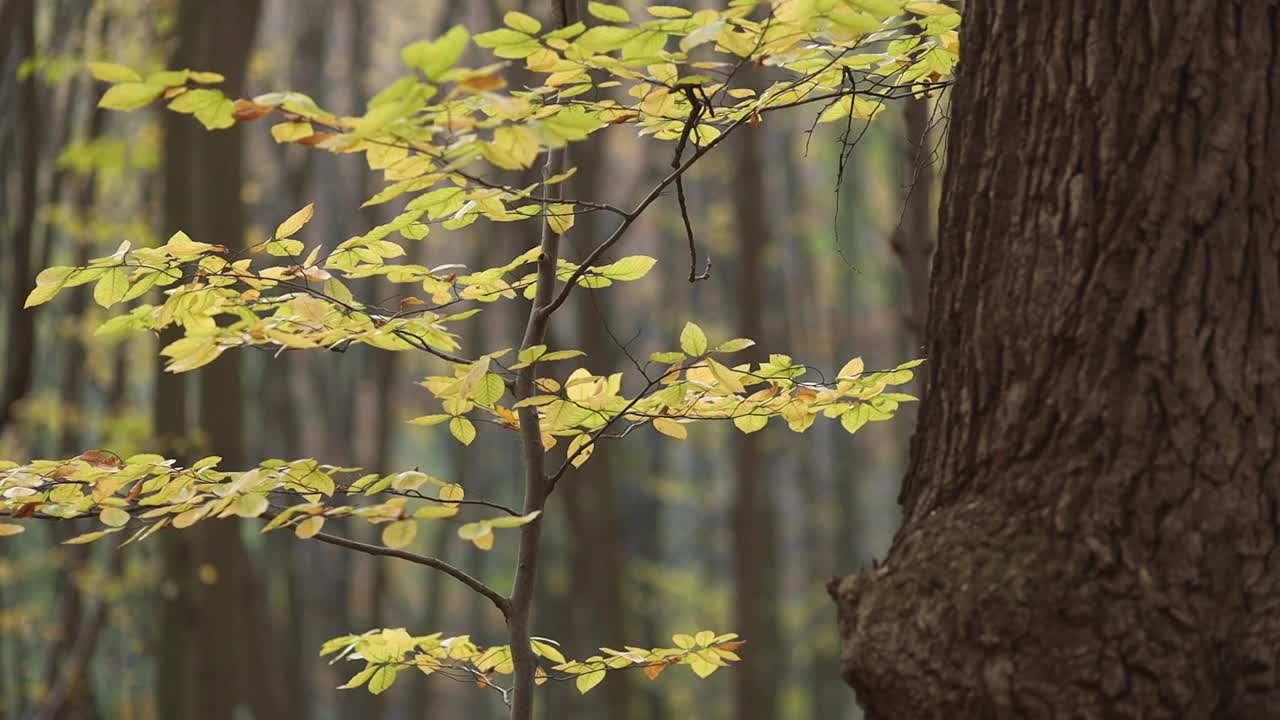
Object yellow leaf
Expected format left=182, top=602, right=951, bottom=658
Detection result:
left=905, top=1, right=954, bottom=15
left=295, top=516, right=324, bottom=539
left=276, top=203, right=315, bottom=239
left=88, top=62, right=141, bottom=83
left=531, top=639, right=566, bottom=664
left=546, top=204, right=575, bottom=235
left=172, top=505, right=209, bottom=529
left=98, top=83, right=165, bottom=111
left=64, top=528, right=123, bottom=545
left=707, top=357, right=746, bottom=393
left=271, top=121, right=313, bottom=143
left=689, top=653, right=718, bottom=678
left=414, top=505, right=459, bottom=519
left=837, top=356, right=865, bottom=379
left=99, top=506, right=131, bottom=527
left=0, top=523, right=25, bottom=536
left=576, top=668, right=606, bottom=694
left=93, top=267, right=129, bottom=308
left=652, top=417, right=687, bottom=439
left=439, top=483, right=465, bottom=505
left=472, top=528, right=494, bottom=550
left=382, top=520, right=417, bottom=548
left=504, top=10, right=541, bottom=34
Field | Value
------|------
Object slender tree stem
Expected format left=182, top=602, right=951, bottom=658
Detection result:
left=507, top=4, right=573, bottom=719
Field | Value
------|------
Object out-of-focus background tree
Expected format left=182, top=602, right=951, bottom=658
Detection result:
left=0, top=1, right=941, bottom=718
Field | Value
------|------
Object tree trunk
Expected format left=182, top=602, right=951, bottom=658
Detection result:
left=0, top=0, right=39, bottom=434
left=831, top=2, right=1280, bottom=718
left=729, top=124, right=783, bottom=720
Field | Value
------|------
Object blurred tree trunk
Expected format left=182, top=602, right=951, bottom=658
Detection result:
left=152, top=3, right=199, bottom=714
left=0, top=0, right=38, bottom=434
left=153, top=3, right=277, bottom=719
left=564, top=129, right=634, bottom=720
left=890, top=98, right=935, bottom=402
left=728, top=125, right=783, bottom=720
left=832, top=2, right=1280, bottom=718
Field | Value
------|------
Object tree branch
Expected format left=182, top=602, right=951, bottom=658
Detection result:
left=263, top=510, right=510, bottom=618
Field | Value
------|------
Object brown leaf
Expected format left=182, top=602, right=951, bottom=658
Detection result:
left=296, top=131, right=333, bottom=146
left=78, top=450, right=123, bottom=469
left=459, top=73, right=507, bottom=93
left=231, top=98, right=273, bottom=122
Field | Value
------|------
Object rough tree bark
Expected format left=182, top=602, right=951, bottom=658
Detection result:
left=831, top=2, right=1279, bottom=718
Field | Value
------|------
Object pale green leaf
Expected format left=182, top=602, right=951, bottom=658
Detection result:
left=93, top=267, right=129, bottom=308
left=449, top=416, right=477, bottom=445
left=680, top=322, right=707, bottom=356
left=588, top=2, right=630, bottom=23
left=576, top=668, right=606, bottom=694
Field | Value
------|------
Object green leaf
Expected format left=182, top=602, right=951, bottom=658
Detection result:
left=401, top=25, right=471, bottom=80
left=650, top=351, right=684, bottom=364
left=588, top=2, right=631, bottom=23
left=574, top=26, right=637, bottom=53
left=408, top=414, right=450, bottom=426
left=98, top=83, right=165, bottom=111
left=167, top=88, right=235, bottom=129
left=850, top=0, right=903, bottom=17
left=680, top=322, right=707, bottom=356
left=93, top=267, right=129, bottom=308
left=87, top=62, right=141, bottom=83
left=598, top=256, right=656, bottom=281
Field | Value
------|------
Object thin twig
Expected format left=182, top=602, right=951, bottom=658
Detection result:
left=263, top=510, right=510, bottom=617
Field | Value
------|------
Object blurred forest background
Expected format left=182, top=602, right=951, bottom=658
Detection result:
left=0, top=0, right=942, bottom=718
